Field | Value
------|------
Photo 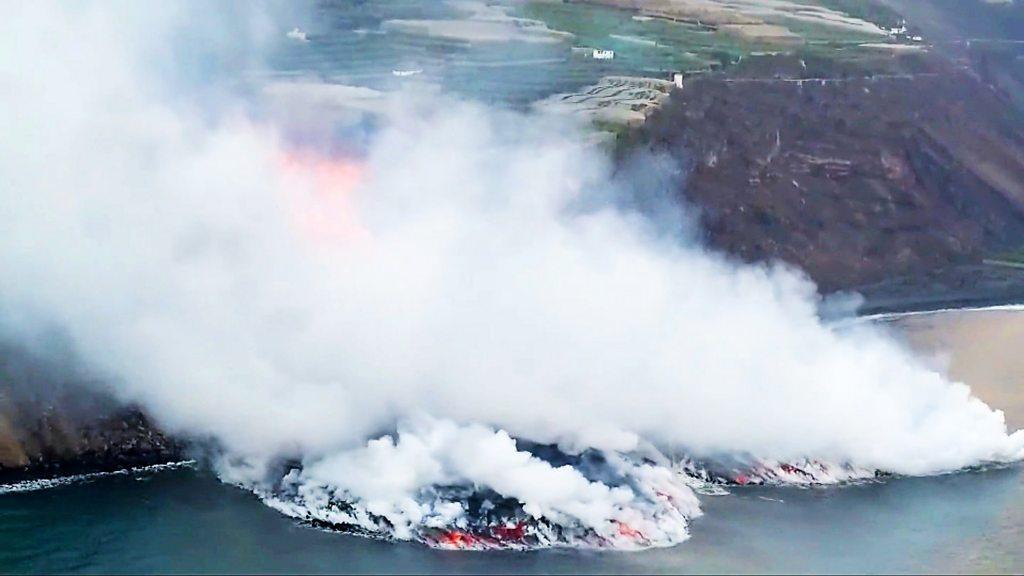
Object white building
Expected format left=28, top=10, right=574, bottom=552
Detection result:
left=592, top=49, right=615, bottom=60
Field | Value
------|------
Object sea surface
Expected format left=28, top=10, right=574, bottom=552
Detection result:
left=0, top=461, right=1021, bottom=574
left=2, top=307, right=1023, bottom=574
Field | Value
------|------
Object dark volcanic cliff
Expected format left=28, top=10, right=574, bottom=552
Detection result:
left=0, top=343, right=180, bottom=484
left=631, top=52, right=1024, bottom=304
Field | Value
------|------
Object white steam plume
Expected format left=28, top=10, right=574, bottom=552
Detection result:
left=2, top=0, right=1022, bottom=549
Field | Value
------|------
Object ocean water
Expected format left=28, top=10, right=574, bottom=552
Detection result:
left=1, top=463, right=1021, bottom=574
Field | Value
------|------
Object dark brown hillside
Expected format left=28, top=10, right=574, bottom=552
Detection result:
left=633, top=53, right=1024, bottom=298
left=0, top=343, right=181, bottom=484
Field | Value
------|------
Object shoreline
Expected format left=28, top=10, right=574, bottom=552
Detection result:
left=845, top=264, right=1024, bottom=317
left=3, top=294, right=1023, bottom=491
left=0, top=448, right=187, bottom=488
left=857, top=293, right=1024, bottom=317
left=890, top=305, right=1024, bottom=431
left=860, top=302, right=1024, bottom=323
left=0, top=460, right=196, bottom=495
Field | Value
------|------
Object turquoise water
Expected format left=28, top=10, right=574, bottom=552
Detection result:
left=1, top=464, right=1021, bottom=574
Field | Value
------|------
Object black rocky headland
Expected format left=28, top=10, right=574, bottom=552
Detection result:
left=0, top=409, right=182, bottom=485
left=0, top=343, right=183, bottom=485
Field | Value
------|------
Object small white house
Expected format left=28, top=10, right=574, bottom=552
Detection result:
left=888, top=20, right=908, bottom=36
left=592, top=49, right=615, bottom=60
left=286, top=27, right=308, bottom=43
left=673, top=73, right=684, bottom=89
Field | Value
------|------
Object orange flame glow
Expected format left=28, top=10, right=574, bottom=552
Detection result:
left=436, top=530, right=478, bottom=549
left=614, top=521, right=645, bottom=541
left=278, top=149, right=369, bottom=246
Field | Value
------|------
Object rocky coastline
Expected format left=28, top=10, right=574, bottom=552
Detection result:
left=0, top=343, right=183, bottom=486
left=0, top=409, right=182, bottom=486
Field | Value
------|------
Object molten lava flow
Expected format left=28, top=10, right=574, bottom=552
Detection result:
left=436, top=530, right=478, bottom=550
left=491, top=522, right=527, bottom=543
left=277, top=149, right=369, bottom=246
left=614, top=521, right=645, bottom=541
left=424, top=523, right=531, bottom=550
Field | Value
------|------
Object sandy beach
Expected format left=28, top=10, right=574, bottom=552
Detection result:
left=889, top=308, right=1024, bottom=430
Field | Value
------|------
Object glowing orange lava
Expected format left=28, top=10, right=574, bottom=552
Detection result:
left=277, top=149, right=369, bottom=246
left=492, top=522, right=526, bottom=542
left=615, top=521, right=644, bottom=540
left=436, top=530, right=478, bottom=549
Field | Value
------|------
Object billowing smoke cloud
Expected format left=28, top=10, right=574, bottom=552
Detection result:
left=2, top=0, right=1022, bottom=550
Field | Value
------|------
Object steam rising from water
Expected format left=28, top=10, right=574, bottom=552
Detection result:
left=2, top=0, right=1022, bottom=549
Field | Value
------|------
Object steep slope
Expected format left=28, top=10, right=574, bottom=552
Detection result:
left=0, top=343, right=180, bottom=484
left=631, top=52, right=1024, bottom=302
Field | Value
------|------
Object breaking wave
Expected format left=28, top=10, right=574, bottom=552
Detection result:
left=0, top=461, right=196, bottom=495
